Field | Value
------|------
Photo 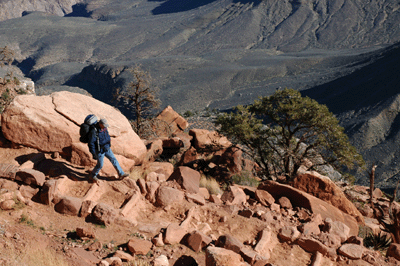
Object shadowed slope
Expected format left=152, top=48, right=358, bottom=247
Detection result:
left=303, top=43, right=400, bottom=187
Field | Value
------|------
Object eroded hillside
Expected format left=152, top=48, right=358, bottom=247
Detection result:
left=0, top=0, right=399, bottom=186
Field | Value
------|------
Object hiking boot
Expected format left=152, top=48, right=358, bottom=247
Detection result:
left=89, top=173, right=100, bottom=185
left=92, top=177, right=101, bottom=186
left=119, top=173, right=129, bottom=179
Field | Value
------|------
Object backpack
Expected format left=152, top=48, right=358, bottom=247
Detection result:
left=79, top=114, right=97, bottom=143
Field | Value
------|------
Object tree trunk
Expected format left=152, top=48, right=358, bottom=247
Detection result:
left=369, top=165, right=377, bottom=205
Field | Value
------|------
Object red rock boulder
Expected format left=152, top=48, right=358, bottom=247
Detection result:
left=189, top=129, right=231, bottom=151
left=294, top=171, right=364, bottom=223
left=1, top=91, right=147, bottom=173
left=167, top=166, right=200, bottom=193
left=221, top=185, right=246, bottom=206
left=155, top=186, right=185, bottom=207
left=127, top=238, right=153, bottom=255
left=187, top=230, right=212, bottom=252
left=156, top=106, right=188, bottom=135
left=54, top=196, right=83, bottom=216
left=258, top=181, right=359, bottom=236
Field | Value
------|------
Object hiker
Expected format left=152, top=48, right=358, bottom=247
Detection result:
left=87, top=116, right=129, bottom=185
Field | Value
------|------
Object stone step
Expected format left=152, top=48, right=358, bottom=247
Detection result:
left=0, top=164, right=19, bottom=180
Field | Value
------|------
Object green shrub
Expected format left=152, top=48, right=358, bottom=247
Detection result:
left=231, top=171, right=259, bottom=187
left=2, top=90, right=10, bottom=101
left=17, top=88, right=27, bottom=95
left=18, top=214, right=35, bottom=228
left=12, top=197, right=25, bottom=210
left=183, top=110, right=195, bottom=118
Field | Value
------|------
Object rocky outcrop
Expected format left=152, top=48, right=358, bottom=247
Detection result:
left=167, top=166, right=200, bottom=194
left=15, top=169, right=45, bottom=187
left=189, top=129, right=231, bottom=151
left=156, top=106, right=188, bottom=135
left=258, top=181, right=360, bottom=236
left=1, top=91, right=147, bottom=175
left=0, top=98, right=398, bottom=265
left=294, top=171, right=364, bottom=223
left=0, top=150, right=399, bottom=265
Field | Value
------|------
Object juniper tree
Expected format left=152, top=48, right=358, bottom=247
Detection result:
left=0, top=46, right=15, bottom=84
left=215, top=88, right=364, bottom=182
left=114, top=67, right=161, bottom=137
left=0, top=46, right=16, bottom=112
left=0, top=46, right=13, bottom=67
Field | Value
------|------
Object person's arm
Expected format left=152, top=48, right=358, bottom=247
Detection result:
left=99, top=129, right=111, bottom=151
left=105, top=129, right=111, bottom=148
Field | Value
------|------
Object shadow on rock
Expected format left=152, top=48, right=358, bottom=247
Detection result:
left=16, top=154, right=88, bottom=181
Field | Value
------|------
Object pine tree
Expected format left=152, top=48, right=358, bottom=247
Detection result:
left=215, top=88, right=365, bottom=182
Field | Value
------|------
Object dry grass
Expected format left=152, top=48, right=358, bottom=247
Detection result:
left=0, top=243, right=69, bottom=266
left=129, top=167, right=146, bottom=181
left=24, top=249, right=70, bottom=266
left=200, top=175, right=222, bottom=195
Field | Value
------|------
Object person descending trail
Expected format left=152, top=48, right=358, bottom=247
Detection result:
left=83, top=115, right=129, bottom=185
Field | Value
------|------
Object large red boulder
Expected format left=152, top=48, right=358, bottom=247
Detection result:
left=1, top=91, right=146, bottom=174
left=15, top=169, right=45, bottom=187
left=180, top=147, right=199, bottom=165
left=258, top=181, right=360, bottom=236
left=255, top=189, right=275, bottom=206
left=54, top=196, right=83, bottom=216
left=294, top=171, right=364, bottom=223
left=167, top=166, right=200, bottom=193
left=221, top=185, right=246, bottom=206
left=155, top=186, right=185, bottom=207
left=142, top=162, right=174, bottom=178
left=156, top=105, right=188, bottom=135
left=189, top=129, right=231, bottom=151
left=164, top=223, right=187, bottom=245
left=91, top=203, right=119, bottom=225
left=187, top=231, right=212, bottom=252
left=215, top=235, right=244, bottom=254
left=214, top=146, right=243, bottom=174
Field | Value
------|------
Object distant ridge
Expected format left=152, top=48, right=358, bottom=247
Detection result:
left=304, top=43, right=400, bottom=188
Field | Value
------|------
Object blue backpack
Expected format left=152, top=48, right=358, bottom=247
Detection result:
left=79, top=114, right=97, bottom=143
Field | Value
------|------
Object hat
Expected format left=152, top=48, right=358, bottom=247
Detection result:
left=99, top=118, right=110, bottom=128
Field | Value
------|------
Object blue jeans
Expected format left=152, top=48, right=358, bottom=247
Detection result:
left=91, top=148, right=125, bottom=178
